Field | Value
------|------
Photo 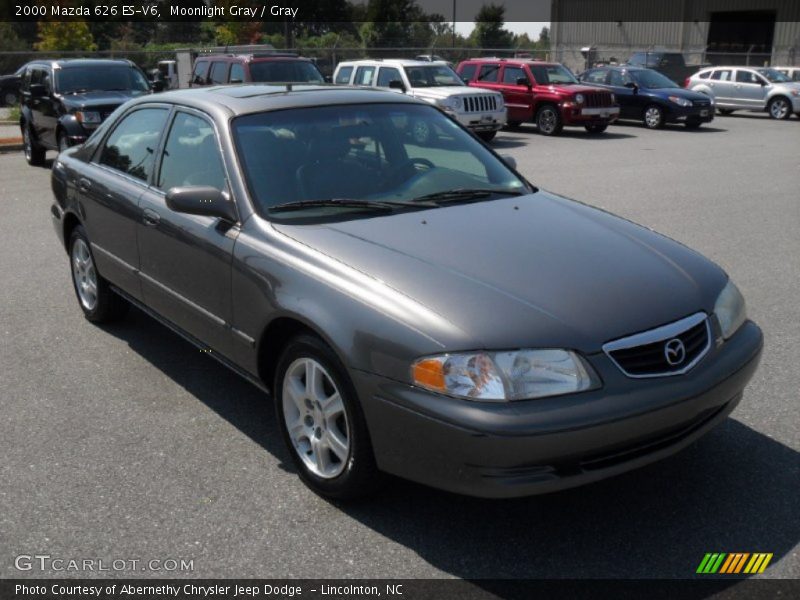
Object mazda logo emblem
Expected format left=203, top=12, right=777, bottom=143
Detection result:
left=664, top=338, right=686, bottom=366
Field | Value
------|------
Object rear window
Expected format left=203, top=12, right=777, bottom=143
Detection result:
left=698, top=71, right=710, bottom=79
left=335, top=66, right=353, bottom=84
left=249, top=61, right=324, bottom=84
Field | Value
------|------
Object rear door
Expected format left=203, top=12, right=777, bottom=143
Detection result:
left=81, top=106, right=170, bottom=299
left=734, top=69, right=769, bottom=109
left=137, top=108, right=238, bottom=357
left=707, top=69, right=735, bottom=105
left=498, top=64, right=532, bottom=122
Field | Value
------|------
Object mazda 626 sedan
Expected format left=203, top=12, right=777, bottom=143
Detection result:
left=51, top=85, right=763, bottom=499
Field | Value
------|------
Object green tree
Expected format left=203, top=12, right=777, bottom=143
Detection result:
left=35, top=21, right=97, bottom=52
left=471, top=4, right=513, bottom=49
left=538, top=26, right=550, bottom=49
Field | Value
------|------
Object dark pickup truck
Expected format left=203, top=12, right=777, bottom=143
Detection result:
left=626, top=52, right=710, bottom=86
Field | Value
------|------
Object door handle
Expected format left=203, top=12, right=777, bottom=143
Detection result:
left=142, top=208, right=161, bottom=227
left=77, top=177, right=92, bottom=193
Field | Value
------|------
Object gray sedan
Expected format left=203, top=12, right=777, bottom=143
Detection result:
left=51, top=85, right=762, bottom=499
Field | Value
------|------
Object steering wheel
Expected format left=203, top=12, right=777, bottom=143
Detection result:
left=386, top=157, right=435, bottom=187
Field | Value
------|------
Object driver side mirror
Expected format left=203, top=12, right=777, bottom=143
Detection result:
left=151, top=80, right=165, bottom=92
left=624, top=81, right=639, bottom=93
left=166, top=186, right=237, bottom=223
left=389, top=79, right=406, bottom=93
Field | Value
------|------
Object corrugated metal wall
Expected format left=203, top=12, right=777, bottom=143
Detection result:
left=551, top=0, right=800, bottom=72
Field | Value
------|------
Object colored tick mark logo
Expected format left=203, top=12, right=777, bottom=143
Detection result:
left=697, top=553, right=773, bottom=574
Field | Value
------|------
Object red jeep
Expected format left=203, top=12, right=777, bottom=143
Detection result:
left=456, top=58, right=619, bottom=135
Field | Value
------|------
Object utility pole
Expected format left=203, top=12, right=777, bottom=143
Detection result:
left=452, top=0, right=456, bottom=47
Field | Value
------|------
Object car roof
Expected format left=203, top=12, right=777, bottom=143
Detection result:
left=196, top=53, right=312, bottom=63
left=338, top=59, right=447, bottom=67
left=130, top=84, right=423, bottom=116
left=461, top=58, right=559, bottom=66
left=27, top=59, right=136, bottom=69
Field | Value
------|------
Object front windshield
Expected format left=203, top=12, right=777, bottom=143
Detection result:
left=232, top=103, right=527, bottom=220
left=402, top=65, right=464, bottom=87
left=249, top=61, right=324, bottom=83
left=630, top=69, right=679, bottom=89
left=757, top=68, right=790, bottom=83
left=56, top=66, right=150, bottom=94
left=529, top=64, right=578, bottom=85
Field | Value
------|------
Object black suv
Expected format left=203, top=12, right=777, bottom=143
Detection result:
left=20, top=59, right=155, bottom=165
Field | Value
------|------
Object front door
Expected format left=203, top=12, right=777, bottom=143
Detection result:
left=499, top=65, right=533, bottom=123
left=137, top=109, right=238, bottom=358
left=734, top=69, right=770, bottom=109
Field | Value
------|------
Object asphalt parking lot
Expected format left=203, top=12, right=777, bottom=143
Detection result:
left=1, top=112, right=798, bottom=580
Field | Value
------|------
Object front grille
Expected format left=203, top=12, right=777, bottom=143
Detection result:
left=604, top=313, right=711, bottom=378
left=584, top=91, right=613, bottom=108
left=464, top=95, right=498, bottom=113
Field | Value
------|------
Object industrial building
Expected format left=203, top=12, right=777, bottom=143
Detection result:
left=550, top=0, right=800, bottom=73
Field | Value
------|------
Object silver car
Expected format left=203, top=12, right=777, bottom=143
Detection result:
left=688, top=66, right=800, bottom=119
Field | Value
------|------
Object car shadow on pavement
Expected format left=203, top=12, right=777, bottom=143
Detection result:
left=103, top=307, right=797, bottom=589
left=611, top=121, right=728, bottom=134
left=510, top=125, right=637, bottom=140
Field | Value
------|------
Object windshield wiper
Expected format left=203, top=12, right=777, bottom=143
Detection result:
left=268, top=198, right=436, bottom=214
left=413, top=188, right=525, bottom=204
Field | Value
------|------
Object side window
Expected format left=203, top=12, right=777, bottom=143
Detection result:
left=459, top=64, right=477, bottom=81
left=335, top=66, right=353, bottom=84
left=698, top=71, right=710, bottom=79
left=209, top=62, right=228, bottom=84
left=230, top=63, right=245, bottom=83
left=354, top=66, right=375, bottom=86
left=502, top=66, right=527, bottom=85
left=192, top=61, right=208, bottom=85
left=158, top=112, right=226, bottom=192
left=477, top=64, right=500, bottom=82
left=793, top=71, right=800, bottom=82
left=583, top=69, right=608, bottom=84
left=608, top=70, right=631, bottom=87
left=42, top=71, right=52, bottom=94
left=377, top=67, right=402, bottom=87
left=735, top=70, right=760, bottom=84
left=30, top=68, right=44, bottom=86
left=711, top=69, right=731, bottom=81
left=98, top=108, right=168, bottom=182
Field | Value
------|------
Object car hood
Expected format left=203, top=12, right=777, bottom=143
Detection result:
left=60, top=90, right=147, bottom=110
left=273, top=192, right=727, bottom=352
left=643, top=87, right=710, bottom=101
left=412, top=87, right=500, bottom=101
left=545, top=83, right=609, bottom=96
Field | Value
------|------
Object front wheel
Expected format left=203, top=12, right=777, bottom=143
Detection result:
left=535, top=105, right=563, bottom=136
left=4, top=91, right=17, bottom=106
left=22, top=125, right=46, bottom=166
left=69, top=226, right=129, bottom=323
left=476, top=130, right=497, bottom=142
left=275, top=334, right=380, bottom=499
left=643, top=105, right=665, bottom=129
left=768, top=96, right=792, bottom=120
left=584, top=123, right=608, bottom=134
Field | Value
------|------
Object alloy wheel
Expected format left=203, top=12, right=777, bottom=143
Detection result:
left=71, top=238, right=98, bottom=311
left=538, top=107, right=557, bottom=134
left=645, top=106, right=663, bottom=128
left=282, top=357, right=350, bottom=479
left=769, top=98, right=789, bottom=119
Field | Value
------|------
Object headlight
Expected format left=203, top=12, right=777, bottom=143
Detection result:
left=714, top=279, right=747, bottom=340
left=436, top=97, right=461, bottom=111
left=75, top=110, right=101, bottom=124
left=411, top=349, right=600, bottom=402
left=575, top=93, right=585, bottom=104
left=790, top=89, right=800, bottom=97
left=495, top=94, right=504, bottom=108
left=668, top=95, right=692, bottom=107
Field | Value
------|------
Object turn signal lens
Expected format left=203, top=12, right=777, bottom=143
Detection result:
left=412, top=359, right=446, bottom=392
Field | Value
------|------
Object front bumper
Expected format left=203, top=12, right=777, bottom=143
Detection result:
left=666, top=104, right=715, bottom=123
left=561, top=104, right=620, bottom=125
left=449, top=108, right=507, bottom=132
left=355, top=320, right=762, bottom=498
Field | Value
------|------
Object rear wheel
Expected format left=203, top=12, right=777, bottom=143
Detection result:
left=536, top=105, right=563, bottom=136
left=768, top=96, right=791, bottom=120
left=584, top=123, right=608, bottom=134
left=476, top=130, right=497, bottom=142
left=275, top=334, right=380, bottom=499
left=69, top=226, right=129, bottom=323
left=4, top=91, right=17, bottom=106
left=22, top=125, right=46, bottom=166
left=643, top=105, right=665, bottom=129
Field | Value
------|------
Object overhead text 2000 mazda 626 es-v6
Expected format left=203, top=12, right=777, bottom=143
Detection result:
left=51, top=85, right=762, bottom=499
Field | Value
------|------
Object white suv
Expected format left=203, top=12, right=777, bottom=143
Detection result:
left=333, top=59, right=507, bottom=142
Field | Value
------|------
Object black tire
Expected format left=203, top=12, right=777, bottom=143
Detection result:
left=535, top=104, right=563, bottom=136
left=768, top=96, right=792, bottom=120
left=477, top=130, right=497, bottom=142
left=4, top=91, right=17, bottom=106
left=274, top=333, right=380, bottom=499
left=584, top=123, right=608, bottom=134
left=643, top=105, right=665, bottom=129
left=717, top=108, right=735, bottom=116
left=22, top=124, right=46, bottom=166
left=68, top=225, right=129, bottom=323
